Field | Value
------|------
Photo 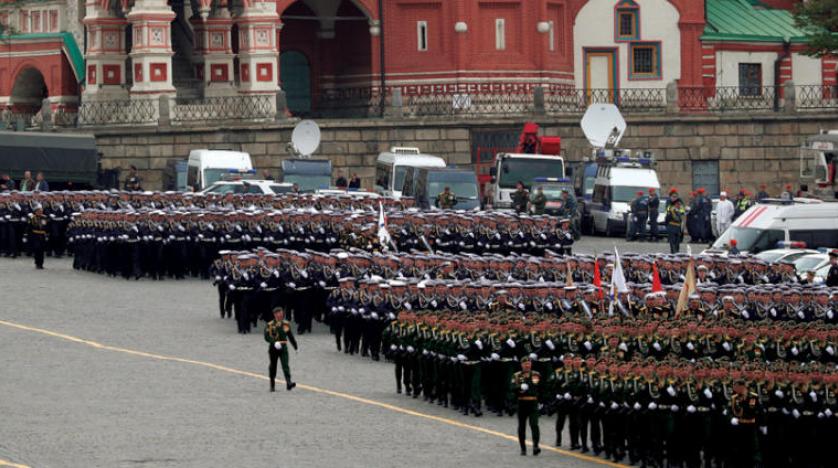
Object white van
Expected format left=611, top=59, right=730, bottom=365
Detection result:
left=708, top=200, right=838, bottom=254
left=374, top=147, right=446, bottom=198
left=186, top=150, right=253, bottom=191
left=589, top=153, right=663, bottom=236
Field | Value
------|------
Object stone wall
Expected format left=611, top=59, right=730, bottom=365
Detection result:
left=88, top=113, right=838, bottom=195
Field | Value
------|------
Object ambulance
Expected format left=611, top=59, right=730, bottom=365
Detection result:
left=707, top=200, right=838, bottom=254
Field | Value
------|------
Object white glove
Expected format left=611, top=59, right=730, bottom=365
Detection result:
left=667, top=385, right=676, bottom=396
left=318, top=281, right=326, bottom=288
left=370, top=312, right=379, bottom=320
left=809, top=391, right=817, bottom=402
left=798, top=311, right=805, bottom=319
left=704, top=388, right=713, bottom=399
left=687, top=342, right=695, bottom=351
left=760, top=426, right=767, bottom=435
left=520, top=383, right=529, bottom=391
left=491, top=353, right=500, bottom=361
left=653, top=342, right=662, bottom=351
left=670, top=404, right=679, bottom=412
left=529, top=353, right=538, bottom=360
left=648, top=402, right=658, bottom=411
left=556, top=394, right=563, bottom=400
left=457, top=354, right=467, bottom=361
left=633, top=402, right=642, bottom=411
left=545, top=339, right=555, bottom=350
left=774, top=389, right=784, bottom=399
left=460, top=302, right=468, bottom=311
left=260, top=282, right=268, bottom=289
left=818, top=412, right=825, bottom=419
left=742, top=310, right=749, bottom=319
left=406, top=346, right=415, bottom=353
left=825, top=409, right=833, bottom=417
left=388, top=313, right=396, bottom=320
left=475, top=339, right=483, bottom=350
left=390, top=344, right=397, bottom=351
left=587, top=396, right=594, bottom=404
left=687, top=405, right=696, bottom=413
left=730, top=417, right=739, bottom=426
left=584, top=340, right=593, bottom=350
left=518, top=303, right=526, bottom=310
left=430, top=300, right=438, bottom=308
left=610, top=402, right=619, bottom=410
left=827, top=346, right=835, bottom=355
left=770, top=308, right=777, bottom=317
left=564, top=392, right=572, bottom=400
left=792, top=409, right=801, bottom=419
left=274, top=342, right=282, bottom=350
left=723, top=342, right=732, bottom=352
left=506, top=338, right=516, bottom=348
left=618, top=342, right=628, bottom=352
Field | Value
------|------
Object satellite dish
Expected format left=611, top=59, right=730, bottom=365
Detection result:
left=581, top=103, right=627, bottom=149
left=291, top=119, right=321, bottom=157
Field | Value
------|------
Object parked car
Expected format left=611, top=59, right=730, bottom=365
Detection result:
left=792, top=253, right=831, bottom=281
left=753, top=245, right=819, bottom=263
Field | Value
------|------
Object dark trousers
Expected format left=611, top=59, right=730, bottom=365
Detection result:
left=30, top=234, right=46, bottom=268
left=649, top=213, right=658, bottom=240
left=667, top=225, right=681, bottom=254
left=517, top=401, right=540, bottom=452
left=268, top=344, right=291, bottom=388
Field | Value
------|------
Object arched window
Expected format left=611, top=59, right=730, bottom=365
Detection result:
left=614, top=0, right=639, bottom=42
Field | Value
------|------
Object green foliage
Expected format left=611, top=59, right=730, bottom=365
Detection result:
left=794, top=0, right=838, bottom=57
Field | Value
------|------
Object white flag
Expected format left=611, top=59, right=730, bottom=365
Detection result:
left=608, top=246, right=629, bottom=316
left=377, top=202, right=392, bottom=250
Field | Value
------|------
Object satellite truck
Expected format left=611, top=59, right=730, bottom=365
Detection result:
left=281, top=120, right=332, bottom=193
left=484, top=122, right=565, bottom=209
left=580, top=104, right=664, bottom=237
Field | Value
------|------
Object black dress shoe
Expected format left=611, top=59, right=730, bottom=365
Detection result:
left=533, top=447, right=541, bottom=456
left=286, top=382, right=296, bottom=391
left=520, top=449, right=526, bottom=456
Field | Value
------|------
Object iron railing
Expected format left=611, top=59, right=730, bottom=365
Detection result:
left=312, top=86, right=387, bottom=118
left=795, top=85, right=838, bottom=110
left=171, top=94, right=275, bottom=124
left=679, top=86, right=778, bottom=112
left=399, top=82, right=537, bottom=117
left=0, top=111, right=36, bottom=130
left=78, top=99, right=158, bottom=126
left=544, top=87, right=666, bottom=114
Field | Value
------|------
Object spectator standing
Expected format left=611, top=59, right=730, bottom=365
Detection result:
left=715, top=191, right=735, bottom=236
left=19, top=171, right=34, bottom=191
left=124, top=166, right=143, bottom=191
left=34, top=172, right=49, bottom=192
left=335, top=171, right=348, bottom=190
left=756, top=184, right=769, bottom=202
left=348, top=173, right=361, bottom=189
left=648, top=187, right=660, bottom=242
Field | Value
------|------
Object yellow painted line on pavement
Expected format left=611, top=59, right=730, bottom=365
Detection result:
left=0, top=459, right=31, bottom=468
left=0, top=319, right=624, bottom=467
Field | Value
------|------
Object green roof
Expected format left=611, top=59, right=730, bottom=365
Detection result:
left=702, top=0, right=809, bottom=43
left=0, top=32, right=85, bottom=82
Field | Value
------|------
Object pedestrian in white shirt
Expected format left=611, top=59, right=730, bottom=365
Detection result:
left=716, top=191, right=735, bottom=236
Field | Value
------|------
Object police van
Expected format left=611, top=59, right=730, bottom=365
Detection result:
left=708, top=200, right=838, bottom=254
left=589, top=151, right=664, bottom=236
left=374, top=147, right=446, bottom=198
left=186, top=150, right=253, bottom=191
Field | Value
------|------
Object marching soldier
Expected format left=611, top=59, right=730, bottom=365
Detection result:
left=264, top=307, right=298, bottom=392
left=27, top=203, right=49, bottom=269
left=510, top=356, right=543, bottom=456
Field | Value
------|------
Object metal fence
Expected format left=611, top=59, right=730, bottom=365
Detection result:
left=78, top=99, right=158, bottom=126
left=0, top=111, right=36, bottom=130
left=171, top=94, right=276, bottom=124
left=544, top=87, right=666, bottom=114
left=795, top=85, right=838, bottom=110
left=678, top=86, right=779, bottom=112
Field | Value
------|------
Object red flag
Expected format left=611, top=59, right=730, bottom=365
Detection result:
left=593, top=258, right=603, bottom=300
left=651, top=261, right=663, bottom=293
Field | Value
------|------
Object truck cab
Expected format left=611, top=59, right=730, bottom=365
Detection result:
left=280, top=158, right=332, bottom=193
left=187, top=150, right=253, bottom=191
left=800, top=131, right=838, bottom=201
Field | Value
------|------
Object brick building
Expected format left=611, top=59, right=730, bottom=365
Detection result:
left=0, top=0, right=833, bottom=121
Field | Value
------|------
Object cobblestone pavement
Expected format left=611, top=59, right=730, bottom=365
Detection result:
left=0, top=238, right=689, bottom=468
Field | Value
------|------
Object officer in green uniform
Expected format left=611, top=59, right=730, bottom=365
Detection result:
left=511, top=181, right=529, bottom=214
left=530, top=187, right=547, bottom=215
left=509, top=355, right=542, bottom=456
left=27, top=203, right=49, bottom=269
left=264, top=307, right=298, bottom=392
left=665, top=196, right=685, bottom=254
left=436, top=186, right=458, bottom=210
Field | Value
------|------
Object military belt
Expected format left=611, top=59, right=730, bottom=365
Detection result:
left=518, top=396, right=537, bottom=401
left=739, top=418, right=755, bottom=424
left=32, top=230, right=46, bottom=235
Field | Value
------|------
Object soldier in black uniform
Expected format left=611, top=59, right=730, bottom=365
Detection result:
left=648, top=188, right=660, bottom=242
left=27, top=204, right=49, bottom=269
left=826, top=251, right=838, bottom=287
